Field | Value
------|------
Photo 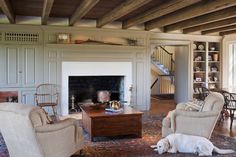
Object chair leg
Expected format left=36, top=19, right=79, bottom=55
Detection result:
left=230, top=110, right=234, bottom=130
left=52, top=106, right=57, bottom=116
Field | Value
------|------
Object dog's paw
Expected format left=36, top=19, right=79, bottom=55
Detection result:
left=154, top=148, right=158, bottom=152
left=150, top=145, right=157, bottom=148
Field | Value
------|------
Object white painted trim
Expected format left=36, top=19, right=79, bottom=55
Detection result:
left=149, top=40, right=192, bottom=101
left=222, top=35, right=236, bottom=88
left=150, top=32, right=222, bottom=42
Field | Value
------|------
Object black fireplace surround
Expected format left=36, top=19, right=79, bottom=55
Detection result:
left=68, top=76, right=124, bottom=110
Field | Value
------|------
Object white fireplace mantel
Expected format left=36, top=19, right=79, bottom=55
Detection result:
left=44, top=40, right=150, bottom=115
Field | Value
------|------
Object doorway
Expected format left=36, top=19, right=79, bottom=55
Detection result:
left=150, top=42, right=191, bottom=106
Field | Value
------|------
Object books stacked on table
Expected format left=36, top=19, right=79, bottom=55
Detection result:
left=105, top=108, right=123, bottom=113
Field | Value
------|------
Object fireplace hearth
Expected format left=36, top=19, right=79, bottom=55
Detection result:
left=68, top=76, right=124, bottom=111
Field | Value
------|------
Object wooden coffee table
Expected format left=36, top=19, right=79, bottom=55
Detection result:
left=81, top=105, right=143, bottom=141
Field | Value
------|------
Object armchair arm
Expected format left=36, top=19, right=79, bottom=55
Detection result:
left=172, top=110, right=218, bottom=118
left=35, top=118, right=83, bottom=157
left=35, top=118, right=77, bottom=133
left=176, top=102, right=188, bottom=110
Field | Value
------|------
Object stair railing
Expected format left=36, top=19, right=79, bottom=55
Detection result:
left=158, top=74, right=175, bottom=94
left=151, top=77, right=158, bottom=89
left=152, top=46, right=175, bottom=74
left=150, top=74, right=175, bottom=94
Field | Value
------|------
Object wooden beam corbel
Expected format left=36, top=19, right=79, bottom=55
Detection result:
left=69, top=0, right=99, bottom=26
left=97, top=0, right=152, bottom=28
left=42, top=0, right=54, bottom=25
left=0, top=0, right=15, bottom=23
left=145, top=0, right=236, bottom=31
left=122, top=0, right=199, bottom=29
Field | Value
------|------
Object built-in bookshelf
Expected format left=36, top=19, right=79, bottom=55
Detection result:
left=192, top=41, right=221, bottom=99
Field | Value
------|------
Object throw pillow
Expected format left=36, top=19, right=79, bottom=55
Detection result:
left=184, top=99, right=204, bottom=111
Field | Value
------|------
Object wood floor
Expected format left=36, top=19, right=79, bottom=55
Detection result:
left=149, top=97, right=236, bottom=139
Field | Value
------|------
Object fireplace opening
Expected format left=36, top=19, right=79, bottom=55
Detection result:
left=68, top=76, right=124, bottom=111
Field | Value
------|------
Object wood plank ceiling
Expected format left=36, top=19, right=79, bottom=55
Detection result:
left=0, top=0, right=236, bottom=36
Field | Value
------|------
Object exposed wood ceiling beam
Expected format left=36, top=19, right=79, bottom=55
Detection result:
left=164, top=6, right=236, bottom=32
left=183, top=17, right=236, bottom=34
left=42, top=0, right=54, bottom=25
left=202, top=24, right=236, bottom=35
left=0, top=0, right=15, bottom=23
left=97, top=0, right=152, bottom=28
left=145, top=0, right=236, bottom=31
left=220, top=29, right=236, bottom=36
left=69, top=0, right=99, bottom=26
left=122, top=0, right=199, bottom=29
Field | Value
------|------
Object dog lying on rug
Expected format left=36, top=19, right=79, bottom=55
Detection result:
left=151, top=133, right=235, bottom=156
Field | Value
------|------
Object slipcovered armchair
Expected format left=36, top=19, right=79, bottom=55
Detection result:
left=162, top=92, right=224, bottom=139
left=0, top=103, right=83, bottom=157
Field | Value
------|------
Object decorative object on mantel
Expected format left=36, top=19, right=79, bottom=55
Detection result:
left=72, top=36, right=142, bottom=46
left=127, top=38, right=138, bottom=46
left=57, top=33, right=71, bottom=44
left=74, top=39, right=123, bottom=45
left=74, top=40, right=86, bottom=44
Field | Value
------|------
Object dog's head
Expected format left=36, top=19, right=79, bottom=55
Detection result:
left=156, top=138, right=170, bottom=154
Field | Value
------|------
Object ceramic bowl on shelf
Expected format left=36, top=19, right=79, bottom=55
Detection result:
left=198, top=44, right=204, bottom=50
left=210, top=47, right=215, bottom=51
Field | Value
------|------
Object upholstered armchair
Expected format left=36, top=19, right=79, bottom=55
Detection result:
left=0, top=103, right=83, bottom=157
left=162, top=92, right=224, bottom=139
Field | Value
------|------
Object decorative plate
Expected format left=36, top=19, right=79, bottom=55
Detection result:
left=193, top=44, right=197, bottom=50
left=198, top=44, right=204, bottom=50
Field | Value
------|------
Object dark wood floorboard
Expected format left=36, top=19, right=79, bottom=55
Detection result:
left=149, top=97, right=236, bottom=139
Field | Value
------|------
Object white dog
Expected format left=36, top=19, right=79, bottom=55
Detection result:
left=151, top=133, right=235, bottom=156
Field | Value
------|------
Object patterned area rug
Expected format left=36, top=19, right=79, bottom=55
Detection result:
left=0, top=133, right=8, bottom=157
left=1, top=113, right=236, bottom=157
left=78, top=113, right=236, bottom=157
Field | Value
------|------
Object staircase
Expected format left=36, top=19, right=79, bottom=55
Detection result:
left=151, top=46, right=175, bottom=98
left=151, top=46, right=174, bottom=75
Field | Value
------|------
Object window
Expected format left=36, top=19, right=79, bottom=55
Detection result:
left=229, top=43, right=236, bottom=86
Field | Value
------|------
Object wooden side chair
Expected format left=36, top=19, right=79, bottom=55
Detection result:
left=220, top=90, right=230, bottom=120
left=225, top=92, right=236, bottom=129
left=35, top=84, right=59, bottom=116
left=200, top=86, right=210, bottom=100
